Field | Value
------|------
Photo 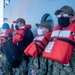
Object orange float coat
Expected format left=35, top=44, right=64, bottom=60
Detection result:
left=24, top=32, right=51, bottom=58
left=42, top=22, right=75, bottom=64
left=0, top=28, right=14, bottom=46
left=13, top=24, right=31, bottom=44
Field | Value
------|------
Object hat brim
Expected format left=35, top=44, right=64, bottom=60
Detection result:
left=55, top=9, right=63, bottom=15
left=36, top=23, right=44, bottom=27
left=36, top=23, right=51, bottom=30
left=55, top=9, right=70, bottom=15
left=13, top=21, right=17, bottom=23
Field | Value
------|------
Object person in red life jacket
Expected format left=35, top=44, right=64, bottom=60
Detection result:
left=0, top=23, right=14, bottom=52
left=13, top=18, right=34, bottom=60
left=0, top=23, right=10, bottom=46
left=24, top=22, right=52, bottom=57
left=12, top=18, right=34, bottom=75
left=24, top=22, right=53, bottom=75
left=43, top=5, right=75, bottom=75
left=0, top=23, right=14, bottom=75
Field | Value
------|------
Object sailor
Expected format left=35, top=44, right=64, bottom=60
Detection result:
left=24, top=22, right=52, bottom=75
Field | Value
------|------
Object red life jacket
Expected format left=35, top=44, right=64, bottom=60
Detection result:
left=24, top=32, right=51, bottom=58
left=13, top=24, right=31, bottom=44
left=6, top=28, right=14, bottom=35
left=0, top=28, right=14, bottom=46
left=42, top=22, right=75, bottom=64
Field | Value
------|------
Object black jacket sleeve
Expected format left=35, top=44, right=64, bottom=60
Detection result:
left=17, top=29, right=34, bottom=53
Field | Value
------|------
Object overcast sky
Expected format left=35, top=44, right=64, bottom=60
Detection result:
left=0, top=0, right=3, bottom=27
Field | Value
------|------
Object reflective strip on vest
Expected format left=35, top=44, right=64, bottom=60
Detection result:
left=34, top=36, right=44, bottom=41
left=45, top=42, right=54, bottom=53
left=51, top=30, right=72, bottom=37
left=51, top=30, right=60, bottom=37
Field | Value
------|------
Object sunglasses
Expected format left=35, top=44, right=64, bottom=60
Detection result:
left=56, top=14, right=72, bottom=18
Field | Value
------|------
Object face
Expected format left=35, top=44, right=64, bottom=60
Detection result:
left=15, top=22, right=24, bottom=30
left=1, top=28, right=8, bottom=33
left=16, top=22, right=23, bottom=28
left=56, top=12, right=73, bottom=28
left=37, top=26, right=49, bottom=35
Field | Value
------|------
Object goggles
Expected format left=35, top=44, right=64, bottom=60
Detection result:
left=56, top=14, right=72, bottom=18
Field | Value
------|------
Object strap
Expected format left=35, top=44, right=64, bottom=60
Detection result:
left=50, top=38, right=55, bottom=41
left=34, top=40, right=44, bottom=51
left=71, top=31, right=74, bottom=35
left=46, top=59, right=48, bottom=73
left=50, top=37, right=75, bottom=46
left=34, top=40, right=45, bottom=48
left=34, top=36, right=49, bottom=49
left=33, top=37, right=49, bottom=69
left=34, top=41, right=40, bottom=69
left=44, top=37, right=49, bottom=44
left=57, top=38, right=75, bottom=46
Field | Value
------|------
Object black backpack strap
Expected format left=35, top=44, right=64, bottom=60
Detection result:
left=46, top=59, right=48, bottom=73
